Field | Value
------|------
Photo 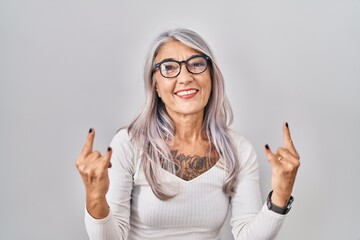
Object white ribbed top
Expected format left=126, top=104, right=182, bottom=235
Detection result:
left=84, top=129, right=287, bottom=240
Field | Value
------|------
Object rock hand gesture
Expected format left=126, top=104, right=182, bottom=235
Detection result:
left=265, top=122, right=300, bottom=208
left=76, top=128, right=112, bottom=219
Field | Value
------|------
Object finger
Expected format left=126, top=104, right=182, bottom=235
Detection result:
left=276, top=147, right=300, bottom=166
left=283, top=122, right=298, bottom=154
left=103, top=147, right=112, bottom=168
left=81, top=128, right=95, bottom=157
left=87, top=151, right=102, bottom=162
left=264, top=144, right=281, bottom=168
left=283, top=122, right=292, bottom=147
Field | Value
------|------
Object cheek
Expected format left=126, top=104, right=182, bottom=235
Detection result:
left=203, top=75, right=212, bottom=97
left=155, top=79, right=174, bottom=99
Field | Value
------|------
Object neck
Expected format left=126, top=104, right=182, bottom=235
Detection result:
left=169, top=111, right=206, bottom=143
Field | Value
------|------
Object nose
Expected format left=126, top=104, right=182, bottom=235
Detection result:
left=177, top=63, right=193, bottom=84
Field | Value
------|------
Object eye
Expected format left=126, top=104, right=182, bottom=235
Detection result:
left=161, top=62, right=178, bottom=72
left=188, top=57, right=207, bottom=69
left=164, top=65, right=175, bottom=71
left=192, top=61, right=205, bottom=67
left=188, top=57, right=206, bottom=68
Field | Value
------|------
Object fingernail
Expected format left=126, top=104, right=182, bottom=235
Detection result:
left=265, top=144, right=270, bottom=150
left=107, top=147, right=112, bottom=152
left=285, top=122, right=289, bottom=128
left=89, top=128, right=93, bottom=133
left=108, top=162, right=112, bottom=168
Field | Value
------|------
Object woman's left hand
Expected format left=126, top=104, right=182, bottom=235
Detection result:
left=264, top=122, right=300, bottom=207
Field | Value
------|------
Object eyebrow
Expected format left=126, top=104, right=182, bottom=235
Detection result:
left=156, top=54, right=201, bottom=64
left=158, top=57, right=176, bottom=62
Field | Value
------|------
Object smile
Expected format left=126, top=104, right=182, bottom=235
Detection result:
left=175, top=89, right=198, bottom=97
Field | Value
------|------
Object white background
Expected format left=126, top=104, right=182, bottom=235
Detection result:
left=1, top=0, right=359, bottom=239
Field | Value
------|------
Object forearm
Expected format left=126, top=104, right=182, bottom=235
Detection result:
left=84, top=207, right=123, bottom=240
left=86, top=195, right=109, bottom=219
left=233, top=204, right=286, bottom=240
left=84, top=195, right=126, bottom=240
left=84, top=129, right=133, bottom=240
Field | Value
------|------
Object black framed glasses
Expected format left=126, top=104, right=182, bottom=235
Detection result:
left=153, top=55, right=210, bottom=78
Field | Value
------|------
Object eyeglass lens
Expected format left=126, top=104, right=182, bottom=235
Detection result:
left=159, top=56, right=208, bottom=78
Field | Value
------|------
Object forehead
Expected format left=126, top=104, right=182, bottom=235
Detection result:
left=154, top=40, right=201, bottom=62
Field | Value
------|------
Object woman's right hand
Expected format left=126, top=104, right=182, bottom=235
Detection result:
left=76, top=128, right=112, bottom=219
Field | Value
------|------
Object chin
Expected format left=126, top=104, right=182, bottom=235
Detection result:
left=174, top=107, right=206, bottom=116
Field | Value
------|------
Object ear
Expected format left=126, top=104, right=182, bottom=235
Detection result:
left=156, top=88, right=161, bottom=98
left=155, top=82, right=161, bottom=98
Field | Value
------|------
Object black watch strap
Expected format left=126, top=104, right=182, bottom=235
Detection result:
left=266, top=190, right=294, bottom=215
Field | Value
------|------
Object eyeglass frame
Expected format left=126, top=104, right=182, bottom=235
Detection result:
left=152, top=55, right=211, bottom=78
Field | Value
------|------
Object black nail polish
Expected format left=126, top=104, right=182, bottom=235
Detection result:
left=107, top=147, right=112, bottom=152
left=89, top=128, right=93, bottom=133
left=108, top=162, right=112, bottom=168
left=265, top=144, right=270, bottom=150
left=285, top=122, right=289, bottom=128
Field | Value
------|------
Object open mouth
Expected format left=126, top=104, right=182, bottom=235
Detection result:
left=175, top=89, right=198, bottom=97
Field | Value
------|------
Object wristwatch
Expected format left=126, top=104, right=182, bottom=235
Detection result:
left=267, top=190, right=294, bottom=215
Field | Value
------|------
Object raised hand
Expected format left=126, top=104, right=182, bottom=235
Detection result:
left=75, top=128, right=112, bottom=218
left=264, top=122, right=300, bottom=207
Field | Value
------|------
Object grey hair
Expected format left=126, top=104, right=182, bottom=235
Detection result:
left=128, top=28, right=240, bottom=200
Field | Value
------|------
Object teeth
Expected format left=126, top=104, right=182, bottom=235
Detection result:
left=176, top=89, right=197, bottom=96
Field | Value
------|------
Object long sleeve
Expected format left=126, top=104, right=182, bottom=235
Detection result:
left=84, top=129, right=135, bottom=240
left=230, top=135, right=286, bottom=240
left=83, top=130, right=288, bottom=239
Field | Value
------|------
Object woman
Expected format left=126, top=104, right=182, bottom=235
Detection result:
left=76, top=28, right=300, bottom=239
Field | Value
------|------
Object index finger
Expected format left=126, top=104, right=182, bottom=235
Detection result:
left=283, top=122, right=297, bottom=153
left=80, top=128, right=95, bottom=157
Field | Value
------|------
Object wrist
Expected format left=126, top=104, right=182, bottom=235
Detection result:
left=85, top=188, right=107, bottom=201
left=271, top=191, right=291, bottom=208
left=267, top=190, right=294, bottom=215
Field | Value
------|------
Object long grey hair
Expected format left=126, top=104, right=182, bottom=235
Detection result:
left=128, top=28, right=240, bottom=200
